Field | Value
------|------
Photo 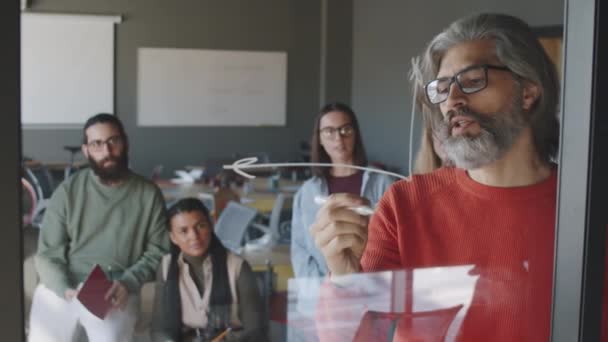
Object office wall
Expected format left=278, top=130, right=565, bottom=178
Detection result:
left=352, top=0, right=564, bottom=173
left=22, top=0, right=353, bottom=176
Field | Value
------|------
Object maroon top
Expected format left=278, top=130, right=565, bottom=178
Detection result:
left=327, top=171, right=363, bottom=195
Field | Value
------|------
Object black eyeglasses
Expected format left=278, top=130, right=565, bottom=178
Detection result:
left=424, top=64, right=511, bottom=105
left=319, top=123, right=354, bottom=140
left=86, top=135, right=124, bottom=151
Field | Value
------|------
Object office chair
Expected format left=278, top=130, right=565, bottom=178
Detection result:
left=247, top=193, right=293, bottom=250
left=214, top=201, right=259, bottom=254
left=21, top=178, right=37, bottom=227
left=23, top=164, right=56, bottom=228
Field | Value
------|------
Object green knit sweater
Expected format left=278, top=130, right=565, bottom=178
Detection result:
left=35, top=168, right=170, bottom=298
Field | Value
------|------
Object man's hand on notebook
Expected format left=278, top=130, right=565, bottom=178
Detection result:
left=104, top=281, right=128, bottom=310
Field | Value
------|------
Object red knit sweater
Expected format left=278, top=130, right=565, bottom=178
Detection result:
left=359, top=166, right=577, bottom=341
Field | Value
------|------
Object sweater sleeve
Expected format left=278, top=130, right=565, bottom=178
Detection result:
left=119, top=187, right=170, bottom=293
left=290, top=188, right=324, bottom=278
left=225, top=261, right=265, bottom=342
left=361, top=185, right=402, bottom=272
left=34, top=184, right=71, bottom=298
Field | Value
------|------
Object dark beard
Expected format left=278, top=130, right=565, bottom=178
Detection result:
left=88, top=152, right=129, bottom=182
left=433, top=97, right=528, bottom=170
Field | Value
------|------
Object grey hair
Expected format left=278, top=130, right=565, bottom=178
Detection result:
left=411, top=13, right=560, bottom=164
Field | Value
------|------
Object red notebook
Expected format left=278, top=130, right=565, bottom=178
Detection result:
left=76, top=264, right=113, bottom=319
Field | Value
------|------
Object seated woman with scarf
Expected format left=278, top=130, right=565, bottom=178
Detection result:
left=151, top=198, right=264, bottom=342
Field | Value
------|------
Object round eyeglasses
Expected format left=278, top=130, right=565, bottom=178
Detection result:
left=319, top=123, right=354, bottom=140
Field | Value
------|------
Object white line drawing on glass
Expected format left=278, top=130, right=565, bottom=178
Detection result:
left=224, top=157, right=408, bottom=180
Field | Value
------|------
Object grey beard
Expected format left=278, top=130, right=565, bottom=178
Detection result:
left=435, top=101, right=528, bottom=170
left=442, top=129, right=506, bottom=169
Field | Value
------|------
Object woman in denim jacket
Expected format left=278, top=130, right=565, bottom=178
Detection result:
left=290, top=102, right=394, bottom=279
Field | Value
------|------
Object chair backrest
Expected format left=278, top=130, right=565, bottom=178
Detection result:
left=21, top=178, right=37, bottom=226
left=269, top=193, right=293, bottom=242
left=268, top=193, right=285, bottom=240
left=214, top=201, right=259, bottom=254
left=24, top=165, right=55, bottom=200
left=247, top=193, right=293, bottom=249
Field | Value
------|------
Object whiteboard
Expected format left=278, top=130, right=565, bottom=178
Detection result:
left=21, top=13, right=120, bottom=126
left=137, top=48, right=287, bottom=126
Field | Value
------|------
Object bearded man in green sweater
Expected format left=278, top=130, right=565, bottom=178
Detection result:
left=28, top=113, right=169, bottom=342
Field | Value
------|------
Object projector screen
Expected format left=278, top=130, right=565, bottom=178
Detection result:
left=21, top=13, right=120, bottom=126
left=137, top=48, right=287, bottom=127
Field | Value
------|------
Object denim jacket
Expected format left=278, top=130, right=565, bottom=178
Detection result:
left=290, top=170, right=395, bottom=278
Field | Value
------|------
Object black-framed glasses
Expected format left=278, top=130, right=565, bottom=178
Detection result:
left=86, top=135, right=124, bottom=151
left=319, top=123, right=354, bottom=140
left=424, top=64, right=511, bottom=105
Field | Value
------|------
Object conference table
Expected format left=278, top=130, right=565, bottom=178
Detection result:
left=156, top=176, right=301, bottom=213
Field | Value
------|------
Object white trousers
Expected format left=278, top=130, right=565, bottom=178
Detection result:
left=28, top=284, right=138, bottom=342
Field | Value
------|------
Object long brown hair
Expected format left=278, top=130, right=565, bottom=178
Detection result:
left=310, top=102, right=368, bottom=178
